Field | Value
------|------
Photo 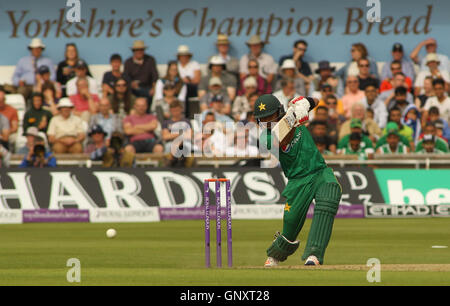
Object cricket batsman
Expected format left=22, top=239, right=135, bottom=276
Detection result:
left=254, top=94, right=342, bottom=266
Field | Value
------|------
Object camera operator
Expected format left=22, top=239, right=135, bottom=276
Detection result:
left=19, top=134, right=56, bottom=168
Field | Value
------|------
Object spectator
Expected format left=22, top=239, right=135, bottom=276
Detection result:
left=210, top=34, right=240, bottom=78
left=308, top=120, right=336, bottom=153
left=416, top=134, right=446, bottom=154
left=336, top=43, right=379, bottom=82
left=314, top=106, right=338, bottom=147
left=47, top=98, right=85, bottom=154
left=225, top=129, right=259, bottom=158
left=0, top=87, right=18, bottom=148
left=176, top=45, right=201, bottom=100
left=401, top=104, right=422, bottom=144
left=109, top=78, right=136, bottom=121
left=41, top=81, right=59, bottom=116
left=89, top=97, right=122, bottom=141
left=153, top=61, right=187, bottom=104
left=322, top=94, right=346, bottom=131
left=316, top=85, right=345, bottom=116
left=85, top=124, right=108, bottom=155
left=376, top=123, right=410, bottom=154
left=56, top=43, right=91, bottom=97
left=312, top=61, right=344, bottom=98
left=69, top=78, right=100, bottom=122
left=238, top=59, right=272, bottom=96
left=123, top=98, right=164, bottom=154
left=275, top=59, right=306, bottom=96
left=357, top=58, right=380, bottom=90
left=12, top=38, right=55, bottom=100
left=391, top=87, right=411, bottom=114
left=339, top=102, right=381, bottom=143
left=361, top=84, right=388, bottom=129
left=124, top=40, right=159, bottom=105
left=379, top=73, right=414, bottom=109
left=200, top=78, right=232, bottom=115
left=380, top=108, right=414, bottom=148
left=239, top=35, right=277, bottom=84
left=102, top=54, right=130, bottom=97
left=200, top=94, right=233, bottom=123
left=416, top=121, right=449, bottom=152
left=279, top=40, right=313, bottom=85
left=410, top=38, right=450, bottom=72
left=415, top=76, right=434, bottom=111
left=427, top=107, right=450, bottom=143
left=414, top=53, right=450, bottom=96
left=17, top=127, right=41, bottom=155
left=194, top=112, right=226, bottom=156
left=33, top=65, right=62, bottom=100
left=199, top=56, right=237, bottom=101
left=20, top=140, right=56, bottom=168
left=232, top=78, right=258, bottom=121
left=0, top=144, right=10, bottom=168
left=152, top=82, right=179, bottom=120
left=162, top=100, right=192, bottom=161
left=314, top=136, right=332, bottom=156
left=423, top=78, right=450, bottom=123
left=380, top=60, right=413, bottom=93
left=337, top=118, right=375, bottom=153
left=433, top=119, right=450, bottom=144
left=339, top=132, right=374, bottom=160
left=342, top=75, right=365, bottom=118
left=273, top=78, right=301, bottom=111
left=23, top=92, right=53, bottom=133
left=0, top=109, right=10, bottom=151
left=66, top=60, right=99, bottom=96
left=381, top=43, right=416, bottom=81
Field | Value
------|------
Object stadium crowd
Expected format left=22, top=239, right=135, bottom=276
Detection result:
left=1, top=34, right=450, bottom=167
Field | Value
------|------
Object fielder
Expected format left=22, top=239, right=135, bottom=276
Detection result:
left=254, top=94, right=342, bottom=266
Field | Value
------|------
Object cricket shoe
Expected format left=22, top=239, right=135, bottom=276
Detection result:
left=304, top=255, right=320, bottom=266
left=264, top=257, right=279, bottom=268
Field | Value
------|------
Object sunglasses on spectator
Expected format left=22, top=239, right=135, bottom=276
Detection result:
left=359, top=64, right=369, bottom=67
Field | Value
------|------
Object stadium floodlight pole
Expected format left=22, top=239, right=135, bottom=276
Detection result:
left=204, top=180, right=210, bottom=268
left=215, top=180, right=222, bottom=268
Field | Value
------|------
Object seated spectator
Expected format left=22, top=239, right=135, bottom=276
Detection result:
left=322, top=94, right=346, bottom=130
left=153, top=61, right=187, bottom=104
left=0, top=110, right=10, bottom=151
left=66, top=60, right=99, bottom=96
left=41, top=81, right=59, bottom=115
left=124, top=40, right=159, bottom=104
left=415, top=76, right=434, bottom=111
left=17, top=127, right=40, bottom=155
left=416, top=134, right=446, bottom=154
left=89, top=97, right=122, bottom=142
left=57, top=43, right=91, bottom=97
left=426, top=107, right=450, bottom=143
left=108, top=78, right=136, bottom=121
left=342, top=75, right=365, bottom=118
left=314, top=136, right=333, bottom=156
left=225, top=129, right=259, bottom=158
left=384, top=107, right=414, bottom=147
left=336, top=43, right=379, bottom=82
left=23, top=92, right=53, bottom=133
left=238, top=59, right=272, bottom=96
left=0, top=87, right=18, bottom=148
left=391, top=87, right=411, bottom=114
left=414, top=53, right=450, bottom=96
left=273, top=78, right=301, bottom=111
left=19, top=139, right=56, bottom=168
left=85, top=124, right=108, bottom=155
left=102, top=54, right=130, bottom=97
left=376, top=123, right=410, bottom=154
left=339, top=102, right=381, bottom=143
left=176, top=45, right=201, bottom=100
left=401, top=104, right=422, bottom=144
left=200, top=78, right=232, bottom=115
left=194, top=112, right=226, bottom=156
left=337, top=118, right=374, bottom=152
left=361, top=84, right=388, bottom=129
left=210, top=34, right=239, bottom=78
left=152, top=82, right=179, bottom=120
left=308, top=120, right=336, bottom=153
left=410, top=38, right=450, bottom=72
left=313, top=106, right=338, bottom=147
left=357, top=58, right=380, bottom=90
left=339, top=132, right=374, bottom=160
left=123, top=98, right=164, bottom=154
left=433, top=119, right=450, bottom=144
left=312, top=61, right=343, bottom=97
left=416, top=121, right=449, bottom=152
left=381, top=43, right=416, bottom=81
left=232, top=78, right=258, bottom=121
left=279, top=40, right=313, bottom=85
left=275, top=59, right=306, bottom=96
left=12, top=38, right=55, bottom=100
left=380, top=60, right=413, bottom=93
left=379, top=73, right=414, bottom=109
left=239, top=35, right=277, bottom=84
left=316, top=85, right=345, bottom=116
left=199, top=56, right=237, bottom=101
left=47, top=98, right=85, bottom=154
left=69, top=78, right=100, bottom=122
left=33, top=65, right=62, bottom=100
left=237, top=93, right=259, bottom=124
left=423, top=78, right=450, bottom=123
left=200, top=94, right=233, bottom=123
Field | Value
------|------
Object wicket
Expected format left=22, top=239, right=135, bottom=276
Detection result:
left=204, top=179, right=232, bottom=268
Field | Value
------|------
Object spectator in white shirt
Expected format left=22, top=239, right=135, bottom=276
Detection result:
left=66, top=60, right=99, bottom=97
left=414, top=53, right=450, bottom=96
left=410, top=38, right=450, bottom=72
left=177, top=45, right=201, bottom=100
left=273, top=78, right=300, bottom=111
left=239, top=35, right=277, bottom=84
left=423, top=78, right=450, bottom=123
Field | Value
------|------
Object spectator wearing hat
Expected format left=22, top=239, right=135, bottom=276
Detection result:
left=198, top=56, right=237, bottom=101
left=416, top=135, right=446, bottom=154
left=153, top=61, right=187, bottom=104
left=102, top=54, right=130, bottom=97
left=342, top=75, right=365, bottom=118
left=0, top=87, right=18, bottom=148
left=425, top=107, right=450, bottom=143
left=316, top=84, right=345, bottom=116
left=108, top=77, right=137, bottom=121
left=380, top=60, right=413, bottom=93
left=47, top=98, right=86, bottom=154
left=200, top=77, right=232, bottom=114
left=85, top=124, right=108, bottom=155
left=273, top=78, right=301, bottom=111
left=379, top=73, right=414, bottom=109
left=381, top=43, right=416, bottom=81
left=376, top=122, right=410, bottom=154
left=33, top=65, right=62, bottom=100
left=57, top=43, right=91, bottom=97
left=238, top=59, right=272, bottom=96
left=275, top=59, right=306, bottom=96
left=312, top=61, right=344, bottom=98
left=338, top=132, right=374, bottom=160
left=69, top=77, right=100, bottom=122
left=414, top=53, right=450, bottom=96
left=151, top=82, right=179, bottom=120
left=357, top=58, right=380, bottom=91
left=423, top=78, right=450, bottom=123
left=209, top=34, right=240, bottom=78
left=279, top=40, right=313, bottom=84
left=380, top=108, right=414, bottom=149
left=12, top=38, right=55, bottom=100
left=17, top=127, right=41, bottom=155
left=89, top=97, right=122, bottom=142
left=410, top=38, right=450, bottom=73
left=176, top=45, right=201, bottom=100
left=239, top=35, right=277, bottom=84
left=19, top=133, right=56, bottom=168
left=338, top=118, right=376, bottom=152
left=66, top=60, right=99, bottom=96
left=232, top=78, right=258, bottom=121
left=361, top=83, right=388, bottom=129
left=200, top=94, right=233, bottom=123
left=339, top=102, right=381, bottom=143
left=336, top=43, right=379, bottom=82
left=416, top=121, right=449, bottom=152
left=23, top=92, right=53, bottom=133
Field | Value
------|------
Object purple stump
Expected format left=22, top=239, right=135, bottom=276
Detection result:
left=226, top=180, right=232, bottom=267
left=204, top=180, right=210, bottom=268
left=216, top=180, right=222, bottom=268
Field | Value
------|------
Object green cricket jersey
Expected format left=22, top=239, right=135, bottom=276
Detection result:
left=378, top=143, right=409, bottom=154
left=415, top=138, right=449, bottom=153
left=340, top=146, right=373, bottom=160
left=416, top=148, right=446, bottom=154
left=338, top=134, right=373, bottom=150
left=376, top=134, right=410, bottom=149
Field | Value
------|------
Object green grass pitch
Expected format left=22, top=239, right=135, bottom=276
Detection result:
left=0, top=218, right=449, bottom=286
